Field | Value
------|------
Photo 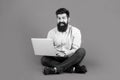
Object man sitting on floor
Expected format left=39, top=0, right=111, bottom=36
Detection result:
left=41, top=8, right=87, bottom=75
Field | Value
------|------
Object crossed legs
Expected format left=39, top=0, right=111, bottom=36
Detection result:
left=41, top=48, right=86, bottom=73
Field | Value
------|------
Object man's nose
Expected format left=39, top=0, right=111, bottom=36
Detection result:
left=59, top=19, right=64, bottom=22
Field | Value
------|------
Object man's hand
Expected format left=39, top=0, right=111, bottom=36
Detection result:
left=56, top=51, right=66, bottom=57
left=62, top=48, right=70, bottom=55
left=62, top=48, right=76, bottom=57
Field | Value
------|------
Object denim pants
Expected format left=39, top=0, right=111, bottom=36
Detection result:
left=41, top=48, right=86, bottom=72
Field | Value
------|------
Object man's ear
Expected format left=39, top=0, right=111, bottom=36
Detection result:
left=68, top=17, right=70, bottom=23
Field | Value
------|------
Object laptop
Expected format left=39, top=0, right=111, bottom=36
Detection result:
left=31, top=38, right=63, bottom=56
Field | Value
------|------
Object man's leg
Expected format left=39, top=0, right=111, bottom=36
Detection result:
left=41, top=56, right=68, bottom=75
left=41, top=56, right=67, bottom=67
left=55, top=48, right=86, bottom=73
left=41, top=56, right=60, bottom=67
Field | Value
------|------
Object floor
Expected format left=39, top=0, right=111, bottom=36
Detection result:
left=12, top=56, right=120, bottom=80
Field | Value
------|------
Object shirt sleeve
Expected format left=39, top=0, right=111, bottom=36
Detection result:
left=72, top=28, right=81, bottom=50
left=47, top=30, right=53, bottom=39
left=47, top=29, right=56, bottom=47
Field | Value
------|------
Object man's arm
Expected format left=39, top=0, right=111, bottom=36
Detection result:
left=47, top=30, right=53, bottom=39
left=63, top=48, right=77, bottom=57
left=64, top=28, right=82, bottom=57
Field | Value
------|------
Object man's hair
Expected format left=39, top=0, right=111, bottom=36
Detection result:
left=56, top=8, right=70, bottom=18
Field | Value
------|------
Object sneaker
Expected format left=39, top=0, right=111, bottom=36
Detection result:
left=75, top=65, right=87, bottom=74
left=64, top=66, right=75, bottom=73
left=43, top=67, right=59, bottom=75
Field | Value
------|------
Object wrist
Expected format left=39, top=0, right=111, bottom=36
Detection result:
left=63, top=52, right=67, bottom=57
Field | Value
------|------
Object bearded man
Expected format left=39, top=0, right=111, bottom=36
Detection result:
left=41, top=8, right=87, bottom=75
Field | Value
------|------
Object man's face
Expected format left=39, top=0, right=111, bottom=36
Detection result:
left=57, top=13, right=70, bottom=32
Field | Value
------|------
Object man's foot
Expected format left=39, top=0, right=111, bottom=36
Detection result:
left=65, top=65, right=87, bottom=74
left=64, top=66, right=75, bottom=73
left=75, top=65, right=87, bottom=74
left=43, top=67, right=59, bottom=75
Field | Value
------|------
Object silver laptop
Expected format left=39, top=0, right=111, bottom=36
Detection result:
left=31, top=38, right=58, bottom=56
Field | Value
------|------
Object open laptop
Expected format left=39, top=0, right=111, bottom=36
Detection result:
left=31, top=38, right=63, bottom=56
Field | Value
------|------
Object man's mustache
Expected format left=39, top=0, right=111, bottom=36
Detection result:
left=58, top=22, right=66, bottom=26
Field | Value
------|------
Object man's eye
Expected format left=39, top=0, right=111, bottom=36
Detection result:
left=58, top=18, right=61, bottom=20
left=62, top=17, right=65, bottom=19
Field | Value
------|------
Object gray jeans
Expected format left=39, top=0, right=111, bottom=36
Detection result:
left=41, top=48, right=86, bottom=72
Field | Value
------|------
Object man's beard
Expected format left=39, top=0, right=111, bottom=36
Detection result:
left=57, top=22, right=68, bottom=32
